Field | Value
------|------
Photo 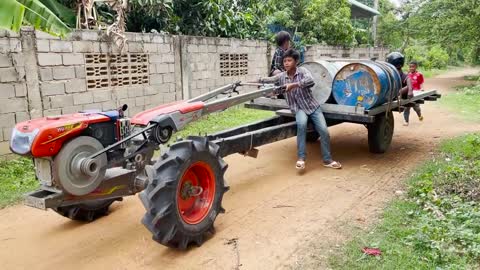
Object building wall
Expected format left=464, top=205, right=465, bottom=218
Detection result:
left=0, top=27, right=388, bottom=156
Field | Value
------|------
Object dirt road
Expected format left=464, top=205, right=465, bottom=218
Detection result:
left=0, top=68, right=478, bottom=270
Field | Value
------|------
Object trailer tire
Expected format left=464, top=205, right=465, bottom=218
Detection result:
left=54, top=199, right=117, bottom=222
left=368, top=111, right=394, bottom=154
left=140, top=136, right=229, bottom=249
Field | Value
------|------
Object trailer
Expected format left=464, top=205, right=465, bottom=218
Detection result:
left=12, top=76, right=441, bottom=249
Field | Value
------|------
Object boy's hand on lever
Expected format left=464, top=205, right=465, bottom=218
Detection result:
left=286, top=82, right=299, bottom=91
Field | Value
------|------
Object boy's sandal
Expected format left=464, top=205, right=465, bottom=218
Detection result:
left=324, top=161, right=342, bottom=169
left=296, top=160, right=305, bottom=170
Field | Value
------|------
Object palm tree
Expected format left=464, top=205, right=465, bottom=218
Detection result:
left=0, top=0, right=71, bottom=37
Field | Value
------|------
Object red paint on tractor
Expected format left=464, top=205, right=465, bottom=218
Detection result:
left=130, top=101, right=205, bottom=125
left=14, top=112, right=110, bottom=157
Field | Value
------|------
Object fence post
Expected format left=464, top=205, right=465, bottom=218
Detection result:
left=20, top=27, right=43, bottom=118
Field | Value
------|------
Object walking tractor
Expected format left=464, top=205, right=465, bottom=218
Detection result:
left=9, top=60, right=440, bottom=249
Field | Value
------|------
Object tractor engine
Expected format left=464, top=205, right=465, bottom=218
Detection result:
left=10, top=108, right=133, bottom=196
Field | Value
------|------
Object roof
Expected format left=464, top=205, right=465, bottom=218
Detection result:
left=348, top=0, right=380, bottom=18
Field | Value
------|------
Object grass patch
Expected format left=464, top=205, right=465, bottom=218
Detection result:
left=0, top=158, right=38, bottom=208
left=329, top=133, right=480, bottom=269
left=172, top=106, right=275, bottom=141
left=420, top=68, right=446, bottom=78
left=440, top=83, right=480, bottom=122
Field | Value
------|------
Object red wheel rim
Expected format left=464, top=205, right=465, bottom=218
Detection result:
left=177, top=161, right=216, bottom=224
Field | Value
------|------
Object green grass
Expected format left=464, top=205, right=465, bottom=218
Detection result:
left=420, top=68, right=446, bottom=78
left=329, top=134, right=480, bottom=270
left=440, top=83, right=480, bottom=122
left=0, top=158, right=38, bottom=208
left=171, top=106, right=275, bottom=141
left=0, top=106, right=274, bottom=207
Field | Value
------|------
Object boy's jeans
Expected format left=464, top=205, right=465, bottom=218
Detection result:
left=295, top=107, right=332, bottom=162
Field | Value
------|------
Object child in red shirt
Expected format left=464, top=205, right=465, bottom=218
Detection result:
left=403, top=61, right=424, bottom=126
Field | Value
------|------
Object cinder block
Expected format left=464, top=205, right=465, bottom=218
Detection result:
left=144, top=86, right=159, bottom=96
left=36, top=39, right=50, bottom=52
left=93, top=90, right=112, bottom=102
left=0, top=98, right=27, bottom=113
left=207, top=45, right=217, bottom=53
left=0, top=113, right=15, bottom=127
left=53, top=67, right=75, bottom=80
left=11, top=54, right=24, bottom=67
left=61, top=105, right=82, bottom=114
left=0, top=67, right=17, bottom=82
left=62, top=53, right=84, bottom=65
left=0, top=141, right=10, bottom=155
left=82, top=103, right=101, bottom=110
left=149, top=64, right=156, bottom=74
left=39, top=68, right=53, bottom=81
left=144, top=43, right=157, bottom=53
left=75, top=66, right=86, bottom=79
left=35, top=30, right=58, bottom=40
left=163, top=92, right=176, bottom=102
left=155, top=64, right=169, bottom=74
left=188, top=44, right=198, bottom=53
left=14, top=83, right=26, bottom=97
left=73, top=92, right=93, bottom=105
left=152, top=35, right=164, bottom=44
left=168, top=64, right=175, bottom=73
left=127, top=87, right=144, bottom=98
left=162, top=54, right=174, bottom=63
left=0, top=55, right=12, bottom=67
left=3, top=128, right=11, bottom=141
left=196, top=80, right=206, bottom=90
left=150, top=74, right=163, bottom=85
left=81, top=31, right=99, bottom=41
left=0, top=84, right=15, bottom=98
left=101, top=101, right=116, bottom=111
left=9, top=39, right=21, bottom=52
left=158, top=44, right=170, bottom=53
left=38, top=53, right=62, bottom=66
left=113, top=88, right=128, bottom=99
left=50, top=95, right=73, bottom=108
left=73, top=41, right=94, bottom=53
left=163, top=73, right=174, bottom=83
left=149, top=55, right=163, bottom=63
left=150, top=94, right=163, bottom=105
left=43, top=109, right=62, bottom=116
left=50, top=40, right=73, bottom=53
left=15, top=111, right=29, bottom=123
left=135, top=96, right=145, bottom=106
left=65, top=79, right=86, bottom=93
left=128, top=42, right=143, bottom=53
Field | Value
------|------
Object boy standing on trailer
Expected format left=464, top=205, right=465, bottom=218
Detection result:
left=404, top=61, right=424, bottom=125
left=257, top=49, right=341, bottom=170
left=270, top=31, right=291, bottom=76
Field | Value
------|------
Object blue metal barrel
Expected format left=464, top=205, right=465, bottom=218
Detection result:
left=301, top=60, right=349, bottom=104
left=332, top=61, right=401, bottom=109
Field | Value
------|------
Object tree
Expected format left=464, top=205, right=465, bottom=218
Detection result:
left=0, top=0, right=71, bottom=37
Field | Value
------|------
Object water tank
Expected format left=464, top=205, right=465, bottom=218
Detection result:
left=300, top=60, right=348, bottom=104
left=332, top=61, right=401, bottom=109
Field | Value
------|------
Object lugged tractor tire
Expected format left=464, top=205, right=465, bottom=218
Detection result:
left=368, top=111, right=395, bottom=154
left=54, top=199, right=118, bottom=222
left=140, top=136, right=229, bottom=249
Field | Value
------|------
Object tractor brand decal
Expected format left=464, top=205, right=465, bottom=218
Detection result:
left=41, top=122, right=84, bottom=145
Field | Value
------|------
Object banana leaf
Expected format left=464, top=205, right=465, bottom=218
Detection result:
left=39, top=0, right=76, bottom=27
left=0, top=0, right=71, bottom=37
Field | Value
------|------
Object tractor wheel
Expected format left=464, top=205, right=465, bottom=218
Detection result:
left=54, top=199, right=118, bottom=222
left=140, top=136, right=229, bottom=249
left=368, top=111, right=395, bottom=154
left=306, top=130, right=320, bottom=142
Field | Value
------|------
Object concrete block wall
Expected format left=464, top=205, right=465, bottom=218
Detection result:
left=304, top=45, right=390, bottom=61
left=35, top=30, right=179, bottom=118
left=0, top=30, right=28, bottom=155
left=184, top=36, right=269, bottom=98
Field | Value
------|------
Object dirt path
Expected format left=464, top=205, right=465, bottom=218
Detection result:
left=0, top=68, right=478, bottom=270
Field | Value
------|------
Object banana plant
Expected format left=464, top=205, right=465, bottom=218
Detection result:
left=0, top=0, right=71, bottom=37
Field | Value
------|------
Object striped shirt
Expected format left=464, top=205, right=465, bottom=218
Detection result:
left=270, top=47, right=285, bottom=75
left=260, top=67, right=319, bottom=114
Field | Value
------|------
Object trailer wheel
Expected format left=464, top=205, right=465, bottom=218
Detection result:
left=54, top=199, right=117, bottom=222
left=140, top=136, right=229, bottom=249
left=306, top=131, right=320, bottom=142
left=368, top=111, right=394, bottom=153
